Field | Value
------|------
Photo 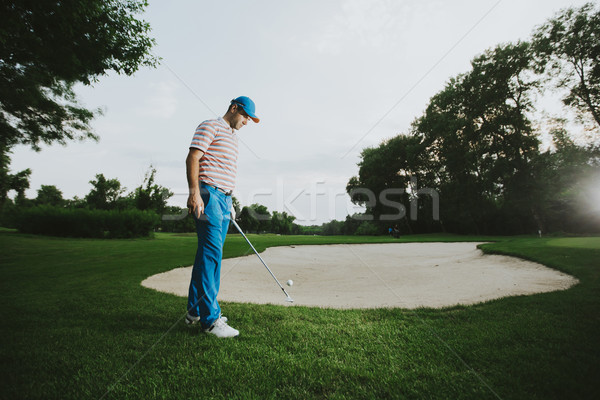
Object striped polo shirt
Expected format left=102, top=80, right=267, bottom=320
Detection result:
left=190, top=117, right=238, bottom=193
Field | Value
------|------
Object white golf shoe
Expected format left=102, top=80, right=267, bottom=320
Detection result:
left=204, top=317, right=239, bottom=338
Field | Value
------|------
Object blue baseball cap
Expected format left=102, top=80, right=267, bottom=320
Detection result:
left=231, top=96, right=260, bottom=123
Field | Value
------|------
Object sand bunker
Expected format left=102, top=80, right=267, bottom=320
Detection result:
left=141, top=242, right=578, bottom=309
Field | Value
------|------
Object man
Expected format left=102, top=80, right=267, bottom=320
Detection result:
left=185, top=96, right=260, bottom=338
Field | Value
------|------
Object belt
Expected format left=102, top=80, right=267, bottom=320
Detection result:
left=201, top=182, right=232, bottom=196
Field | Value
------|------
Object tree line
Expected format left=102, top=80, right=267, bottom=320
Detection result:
left=2, top=166, right=169, bottom=212
left=0, top=167, right=356, bottom=236
left=0, top=166, right=170, bottom=237
left=347, top=3, right=600, bottom=236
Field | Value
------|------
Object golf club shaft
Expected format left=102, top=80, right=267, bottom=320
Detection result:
left=230, top=218, right=293, bottom=300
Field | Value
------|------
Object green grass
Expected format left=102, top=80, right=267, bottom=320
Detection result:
left=1, top=231, right=598, bottom=399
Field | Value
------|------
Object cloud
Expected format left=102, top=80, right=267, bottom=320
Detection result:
left=308, top=0, right=441, bottom=55
left=136, top=80, right=178, bottom=119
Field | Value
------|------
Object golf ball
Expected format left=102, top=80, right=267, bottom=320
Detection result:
left=286, top=279, right=293, bottom=286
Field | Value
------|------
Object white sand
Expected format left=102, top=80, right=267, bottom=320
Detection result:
left=141, top=242, right=578, bottom=309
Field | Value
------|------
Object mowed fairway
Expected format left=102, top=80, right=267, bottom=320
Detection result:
left=0, top=231, right=599, bottom=399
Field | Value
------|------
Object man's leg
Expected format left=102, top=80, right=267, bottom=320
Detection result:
left=213, top=195, right=232, bottom=296
left=187, top=187, right=225, bottom=328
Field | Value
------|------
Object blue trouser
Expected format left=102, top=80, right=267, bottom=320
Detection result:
left=187, top=183, right=232, bottom=329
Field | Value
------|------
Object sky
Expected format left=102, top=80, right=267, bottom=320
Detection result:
left=9, top=0, right=594, bottom=225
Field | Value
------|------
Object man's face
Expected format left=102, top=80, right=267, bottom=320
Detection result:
left=232, top=105, right=252, bottom=130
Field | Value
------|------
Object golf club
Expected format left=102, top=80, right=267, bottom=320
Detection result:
left=230, top=218, right=294, bottom=303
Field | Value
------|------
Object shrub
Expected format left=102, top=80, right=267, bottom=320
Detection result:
left=354, top=221, right=380, bottom=236
left=13, top=206, right=159, bottom=238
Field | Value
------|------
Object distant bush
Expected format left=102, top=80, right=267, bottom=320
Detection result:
left=354, top=221, right=379, bottom=236
left=14, top=206, right=159, bottom=238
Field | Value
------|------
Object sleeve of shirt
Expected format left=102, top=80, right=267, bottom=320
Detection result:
left=189, top=121, right=216, bottom=153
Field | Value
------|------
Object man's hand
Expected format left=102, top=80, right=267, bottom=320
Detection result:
left=187, top=191, right=204, bottom=219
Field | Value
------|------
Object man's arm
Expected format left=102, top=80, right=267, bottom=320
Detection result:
left=186, top=148, right=204, bottom=218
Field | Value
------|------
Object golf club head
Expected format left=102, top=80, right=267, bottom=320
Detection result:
left=286, top=296, right=294, bottom=303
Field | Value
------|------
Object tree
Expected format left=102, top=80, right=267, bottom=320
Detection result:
left=466, top=42, right=541, bottom=233
left=238, top=206, right=258, bottom=234
left=131, top=165, right=172, bottom=215
left=415, top=42, right=541, bottom=234
left=270, top=211, right=283, bottom=234
left=0, top=0, right=158, bottom=203
left=85, top=174, right=125, bottom=210
left=0, top=0, right=158, bottom=150
left=0, top=148, right=31, bottom=206
left=343, top=214, right=365, bottom=235
left=8, top=168, right=31, bottom=206
left=346, top=133, right=424, bottom=229
left=271, top=211, right=296, bottom=234
left=250, top=203, right=271, bottom=233
left=281, top=212, right=296, bottom=234
left=35, top=185, right=64, bottom=207
left=532, top=3, right=600, bottom=127
left=321, top=219, right=344, bottom=235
